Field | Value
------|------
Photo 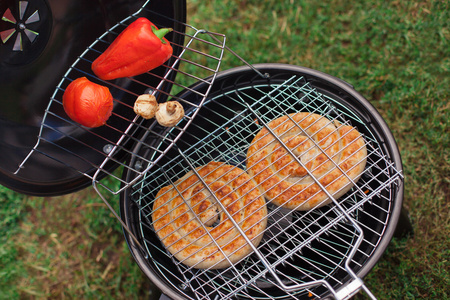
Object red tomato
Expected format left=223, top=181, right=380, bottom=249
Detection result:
left=63, top=77, right=113, bottom=128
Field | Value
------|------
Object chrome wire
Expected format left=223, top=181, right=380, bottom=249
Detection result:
left=15, top=9, right=227, bottom=195
left=132, top=77, right=402, bottom=299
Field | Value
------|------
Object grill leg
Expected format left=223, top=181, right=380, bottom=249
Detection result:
left=394, top=206, right=414, bottom=238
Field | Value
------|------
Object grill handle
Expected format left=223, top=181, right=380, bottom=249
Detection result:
left=334, top=279, right=377, bottom=300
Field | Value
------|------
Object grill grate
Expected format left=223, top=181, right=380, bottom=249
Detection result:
left=15, top=5, right=226, bottom=195
left=128, top=75, right=403, bottom=299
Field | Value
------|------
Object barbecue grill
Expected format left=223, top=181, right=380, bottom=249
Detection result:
left=0, top=1, right=410, bottom=299
left=120, top=63, right=406, bottom=299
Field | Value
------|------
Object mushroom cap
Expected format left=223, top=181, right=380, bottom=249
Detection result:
left=155, top=101, right=185, bottom=127
left=134, top=94, right=158, bottom=119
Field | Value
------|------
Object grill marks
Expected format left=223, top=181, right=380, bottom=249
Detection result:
left=246, top=112, right=367, bottom=211
left=151, top=162, right=267, bottom=269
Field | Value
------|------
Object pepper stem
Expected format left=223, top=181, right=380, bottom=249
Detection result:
left=151, top=26, right=173, bottom=44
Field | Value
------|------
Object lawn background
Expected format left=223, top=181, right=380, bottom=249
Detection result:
left=1, top=0, right=448, bottom=299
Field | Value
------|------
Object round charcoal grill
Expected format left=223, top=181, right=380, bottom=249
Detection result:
left=120, top=64, right=405, bottom=300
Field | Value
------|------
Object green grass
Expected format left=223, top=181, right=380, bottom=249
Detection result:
left=0, top=188, right=27, bottom=299
left=0, top=185, right=159, bottom=300
left=1, top=0, right=449, bottom=299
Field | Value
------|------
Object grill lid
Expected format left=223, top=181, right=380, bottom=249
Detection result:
left=0, top=0, right=187, bottom=196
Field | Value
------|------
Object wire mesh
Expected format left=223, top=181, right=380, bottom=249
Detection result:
left=14, top=4, right=226, bottom=194
left=128, top=75, right=403, bottom=299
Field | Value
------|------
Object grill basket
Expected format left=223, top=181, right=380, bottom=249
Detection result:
left=15, top=3, right=226, bottom=195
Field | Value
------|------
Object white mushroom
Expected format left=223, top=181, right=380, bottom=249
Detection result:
left=155, top=101, right=185, bottom=127
left=133, top=94, right=158, bottom=119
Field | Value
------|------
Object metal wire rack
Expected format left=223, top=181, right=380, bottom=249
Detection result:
left=14, top=3, right=226, bottom=195
left=10, top=2, right=404, bottom=298
left=126, top=75, right=404, bottom=299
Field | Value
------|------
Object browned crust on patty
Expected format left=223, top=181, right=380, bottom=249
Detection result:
left=246, top=113, right=367, bottom=210
left=152, top=162, right=267, bottom=269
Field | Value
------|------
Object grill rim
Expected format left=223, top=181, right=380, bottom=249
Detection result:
left=120, top=63, right=405, bottom=299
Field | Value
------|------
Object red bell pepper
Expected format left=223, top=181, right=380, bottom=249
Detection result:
left=92, top=17, right=173, bottom=80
